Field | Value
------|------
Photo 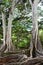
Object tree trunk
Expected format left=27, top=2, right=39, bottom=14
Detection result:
left=2, top=12, right=6, bottom=45
left=5, top=14, right=14, bottom=52
left=29, top=0, right=41, bottom=57
left=4, top=0, right=16, bottom=52
left=32, top=0, right=39, bottom=49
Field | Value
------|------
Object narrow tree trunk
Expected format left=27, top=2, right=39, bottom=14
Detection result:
left=5, top=0, right=16, bottom=52
left=29, top=0, right=40, bottom=57
left=6, top=14, right=14, bottom=51
left=2, top=12, right=6, bottom=45
left=0, top=12, right=7, bottom=56
left=32, top=0, right=38, bottom=48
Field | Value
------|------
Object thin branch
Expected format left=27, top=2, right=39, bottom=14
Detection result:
left=29, top=0, right=33, bottom=6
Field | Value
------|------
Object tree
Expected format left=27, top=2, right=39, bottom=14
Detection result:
left=29, top=0, right=43, bottom=57
left=0, top=0, right=16, bottom=52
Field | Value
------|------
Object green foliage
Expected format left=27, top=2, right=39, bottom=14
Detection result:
left=3, top=0, right=10, bottom=6
left=17, top=4, right=25, bottom=12
left=39, top=29, right=43, bottom=44
left=12, top=20, right=32, bottom=48
left=0, top=34, right=2, bottom=40
left=17, top=34, right=31, bottom=48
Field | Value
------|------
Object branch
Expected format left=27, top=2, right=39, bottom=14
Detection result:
left=11, top=0, right=15, bottom=16
left=29, top=0, right=33, bottom=6
left=8, top=0, right=16, bottom=21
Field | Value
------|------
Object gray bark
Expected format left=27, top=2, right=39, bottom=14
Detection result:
left=5, top=0, right=16, bottom=52
left=2, top=12, right=6, bottom=45
left=29, top=0, right=41, bottom=57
